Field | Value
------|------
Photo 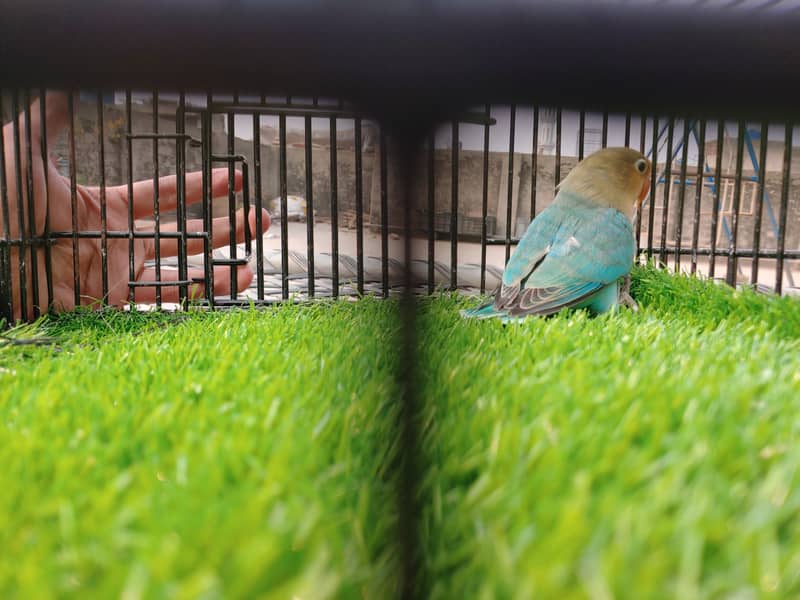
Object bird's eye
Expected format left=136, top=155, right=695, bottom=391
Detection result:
left=635, top=158, right=648, bottom=173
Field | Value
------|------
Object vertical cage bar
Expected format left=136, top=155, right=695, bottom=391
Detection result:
left=330, top=116, right=339, bottom=298
left=380, top=129, right=389, bottom=297
left=690, top=120, right=706, bottom=275
left=658, top=117, right=675, bottom=265
left=709, top=121, right=725, bottom=279
left=751, top=121, right=768, bottom=286
left=530, top=104, right=539, bottom=220
left=226, top=103, right=238, bottom=298
left=775, top=124, right=792, bottom=295
left=639, top=115, right=647, bottom=154
left=673, top=118, right=690, bottom=272
left=601, top=111, right=609, bottom=148
left=38, top=89, right=53, bottom=310
left=304, top=115, right=315, bottom=297
left=726, top=121, right=746, bottom=287
left=68, top=94, right=80, bottom=307
left=203, top=93, right=215, bottom=307
left=578, top=109, right=585, bottom=161
left=635, top=114, right=647, bottom=250
left=646, top=117, right=659, bottom=259
left=176, top=92, right=188, bottom=304
left=23, top=91, right=40, bottom=317
left=554, top=107, right=562, bottom=193
left=11, top=92, right=28, bottom=321
left=450, top=120, right=459, bottom=290
left=253, top=113, right=264, bottom=301
left=126, top=91, right=135, bottom=305
left=624, top=112, right=632, bottom=147
left=355, top=118, right=364, bottom=295
left=427, top=133, right=435, bottom=294
left=279, top=113, right=289, bottom=299
left=481, top=104, right=491, bottom=294
left=151, top=91, right=162, bottom=306
left=504, top=104, right=515, bottom=264
left=96, top=92, right=109, bottom=303
left=0, top=91, right=13, bottom=321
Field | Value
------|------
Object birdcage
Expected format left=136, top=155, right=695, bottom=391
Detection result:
left=4, top=2, right=800, bottom=598
left=2, top=3, right=800, bottom=323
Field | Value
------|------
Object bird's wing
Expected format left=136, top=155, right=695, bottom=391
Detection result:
left=500, top=206, right=635, bottom=316
left=493, top=203, right=565, bottom=310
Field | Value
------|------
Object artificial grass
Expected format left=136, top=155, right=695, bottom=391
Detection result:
left=1, top=266, right=800, bottom=598
left=0, top=300, right=403, bottom=598
left=417, top=266, right=800, bottom=599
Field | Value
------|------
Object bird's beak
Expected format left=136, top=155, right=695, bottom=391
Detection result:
left=638, top=177, right=651, bottom=205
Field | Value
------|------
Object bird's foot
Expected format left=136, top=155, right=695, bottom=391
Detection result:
left=620, top=291, right=639, bottom=312
left=619, top=275, right=639, bottom=312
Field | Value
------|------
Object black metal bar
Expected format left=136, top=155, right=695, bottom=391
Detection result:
left=241, top=165, right=251, bottom=265
left=578, top=109, right=585, bottom=161
left=639, top=115, right=647, bottom=154
left=304, top=115, right=315, bottom=297
left=481, top=103, right=491, bottom=294
left=128, top=280, right=196, bottom=288
left=709, top=121, right=725, bottom=279
left=775, top=123, right=793, bottom=295
left=152, top=91, right=162, bottom=306
left=646, top=116, right=658, bottom=259
left=355, top=118, right=364, bottom=295
left=201, top=103, right=496, bottom=126
left=203, top=92, right=214, bottom=307
left=690, top=120, right=706, bottom=274
left=226, top=103, right=238, bottom=298
left=427, top=133, right=435, bottom=294
left=653, top=247, right=800, bottom=259
left=253, top=112, right=265, bottom=300
left=634, top=114, right=645, bottom=250
left=38, top=89, right=53, bottom=311
left=554, top=107, right=562, bottom=193
left=96, top=92, right=109, bottom=304
left=601, top=110, right=609, bottom=148
left=726, top=120, right=746, bottom=287
left=176, top=92, right=189, bottom=305
left=751, top=121, right=768, bottom=285
left=127, top=133, right=196, bottom=141
left=0, top=91, right=12, bottom=321
left=380, top=129, right=389, bottom=297
left=23, top=91, right=40, bottom=317
left=126, top=91, right=135, bottom=305
left=658, top=117, right=675, bottom=265
left=330, top=116, right=339, bottom=298
left=663, top=170, right=754, bottom=181
left=11, top=92, right=27, bottom=321
left=210, top=257, right=250, bottom=267
left=530, top=104, right=538, bottom=221
left=279, top=113, right=289, bottom=299
left=49, top=230, right=208, bottom=240
left=673, top=118, right=691, bottom=271
left=450, top=120, right=459, bottom=289
left=624, top=112, right=632, bottom=147
left=504, top=104, right=515, bottom=264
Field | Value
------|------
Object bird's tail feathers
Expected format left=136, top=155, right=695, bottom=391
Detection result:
left=460, top=300, right=506, bottom=320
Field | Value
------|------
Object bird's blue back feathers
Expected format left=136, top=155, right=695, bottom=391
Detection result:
left=464, top=191, right=635, bottom=319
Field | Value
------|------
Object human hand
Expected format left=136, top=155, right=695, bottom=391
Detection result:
left=1, top=92, right=269, bottom=322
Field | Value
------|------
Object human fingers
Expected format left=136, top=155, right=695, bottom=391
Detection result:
left=115, top=168, right=243, bottom=219
left=143, top=207, right=270, bottom=258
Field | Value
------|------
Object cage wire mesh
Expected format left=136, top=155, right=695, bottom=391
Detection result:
left=1, top=90, right=798, bottom=323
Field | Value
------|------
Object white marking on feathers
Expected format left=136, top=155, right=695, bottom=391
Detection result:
left=566, top=236, right=581, bottom=250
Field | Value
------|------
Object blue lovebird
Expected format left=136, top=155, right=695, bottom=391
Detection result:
left=463, top=147, right=651, bottom=321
